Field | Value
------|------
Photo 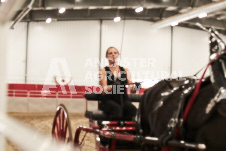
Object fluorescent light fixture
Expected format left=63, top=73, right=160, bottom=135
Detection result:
left=103, top=6, right=111, bottom=9
left=1, top=0, right=5, bottom=2
left=73, top=7, right=84, bottom=10
left=150, top=0, right=226, bottom=29
left=166, top=7, right=177, bottom=11
left=89, top=6, right=98, bottom=9
left=135, top=7, right=143, bottom=13
left=46, top=7, right=54, bottom=10
left=114, top=16, right=121, bottom=22
left=171, top=22, right=178, bottom=26
left=198, top=12, right=207, bottom=18
left=118, top=6, right=126, bottom=9
left=46, top=18, right=52, bottom=23
left=59, top=8, right=66, bottom=14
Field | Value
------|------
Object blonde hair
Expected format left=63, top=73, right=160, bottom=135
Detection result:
left=106, top=47, right=119, bottom=57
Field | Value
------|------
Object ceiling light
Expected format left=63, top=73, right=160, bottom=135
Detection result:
left=114, top=17, right=121, bottom=22
left=135, top=7, right=143, bottom=13
left=118, top=6, right=126, bottom=9
left=146, top=6, right=155, bottom=9
left=73, top=7, right=84, bottom=10
left=103, top=6, right=111, bottom=9
left=46, top=7, right=54, bottom=10
left=46, top=18, right=52, bottom=23
left=198, top=12, right=207, bottom=18
left=59, top=8, right=66, bottom=14
left=1, top=0, right=5, bottom=2
left=166, top=7, right=177, bottom=11
left=171, top=22, right=178, bottom=26
left=89, top=6, right=98, bottom=9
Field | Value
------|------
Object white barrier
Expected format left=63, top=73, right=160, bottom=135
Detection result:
left=0, top=1, right=79, bottom=151
left=0, top=114, right=76, bottom=151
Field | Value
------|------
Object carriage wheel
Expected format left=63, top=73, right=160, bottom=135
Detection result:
left=52, top=104, right=73, bottom=143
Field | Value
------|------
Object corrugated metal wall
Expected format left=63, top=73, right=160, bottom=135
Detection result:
left=101, top=20, right=171, bottom=84
left=6, top=20, right=220, bottom=86
left=6, top=22, right=27, bottom=83
left=27, top=21, right=100, bottom=85
left=172, top=26, right=209, bottom=77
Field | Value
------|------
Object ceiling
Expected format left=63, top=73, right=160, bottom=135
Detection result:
left=6, top=0, right=226, bottom=34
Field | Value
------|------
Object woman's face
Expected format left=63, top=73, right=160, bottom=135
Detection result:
left=106, top=48, right=119, bottom=64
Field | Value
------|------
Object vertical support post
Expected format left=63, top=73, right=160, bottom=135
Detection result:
left=170, top=26, right=173, bottom=76
left=99, top=20, right=102, bottom=70
left=25, top=22, right=29, bottom=83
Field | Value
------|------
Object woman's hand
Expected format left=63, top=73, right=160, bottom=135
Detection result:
left=103, top=85, right=113, bottom=94
left=129, top=85, right=136, bottom=94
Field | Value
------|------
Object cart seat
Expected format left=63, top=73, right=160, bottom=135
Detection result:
left=85, top=93, right=142, bottom=103
left=85, top=110, right=107, bottom=120
left=84, top=93, right=142, bottom=121
left=85, top=110, right=133, bottom=121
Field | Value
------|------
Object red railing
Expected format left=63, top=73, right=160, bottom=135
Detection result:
left=8, top=90, right=85, bottom=98
left=7, top=84, right=146, bottom=98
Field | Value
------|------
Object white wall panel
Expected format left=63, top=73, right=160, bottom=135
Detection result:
left=172, top=27, right=209, bottom=77
left=27, top=21, right=100, bottom=86
left=101, top=20, right=171, bottom=87
left=9, top=20, right=224, bottom=86
left=6, top=22, right=27, bottom=83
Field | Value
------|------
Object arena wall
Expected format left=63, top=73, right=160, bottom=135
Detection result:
left=6, top=20, right=222, bottom=113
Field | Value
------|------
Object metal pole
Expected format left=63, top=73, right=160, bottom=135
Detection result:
left=170, top=26, right=173, bottom=76
left=25, top=22, right=29, bottom=83
left=99, top=20, right=102, bottom=70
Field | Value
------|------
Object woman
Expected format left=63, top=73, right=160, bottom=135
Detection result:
left=99, top=47, right=137, bottom=118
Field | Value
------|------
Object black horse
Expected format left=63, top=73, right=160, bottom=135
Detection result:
left=139, top=31, right=226, bottom=151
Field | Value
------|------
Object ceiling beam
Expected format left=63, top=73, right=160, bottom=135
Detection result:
left=185, top=18, right=226, bottom=30
left=179, top=22, right=226, bottom=35
left=26, top=8, right=178, bottom=21
left=13, top=0, right=225, bottom=35
left=149, top=1, right=226, bottom=29
left=27, top=0, right=214, bottom=9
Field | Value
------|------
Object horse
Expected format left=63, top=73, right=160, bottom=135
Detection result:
left=138, top=33, right=226, bottom=151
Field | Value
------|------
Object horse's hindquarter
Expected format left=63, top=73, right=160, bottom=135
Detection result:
left=140, top=81, right=168, bottom=136
left=150, top=81, right=194, bottom=137
left=140, top=79, right=186, bottom=137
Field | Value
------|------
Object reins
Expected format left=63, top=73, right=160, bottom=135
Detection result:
left=183, top=53, right=220, bottom=122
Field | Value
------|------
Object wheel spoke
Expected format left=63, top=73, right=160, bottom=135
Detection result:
left=59, top=111, right=62, bottom=139
left=56, top=116, right=60, bottom=138
left=62, top=111, right=65, bottom=137
left=65, top=122, right=68, bottom=142
left=53, top=130, right=58, bottom=141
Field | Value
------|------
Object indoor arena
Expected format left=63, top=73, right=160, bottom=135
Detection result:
left=0, top=0, right=226, bottom=151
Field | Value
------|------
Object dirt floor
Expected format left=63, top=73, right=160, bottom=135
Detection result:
left=7, top=113, right=96, bottom=151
